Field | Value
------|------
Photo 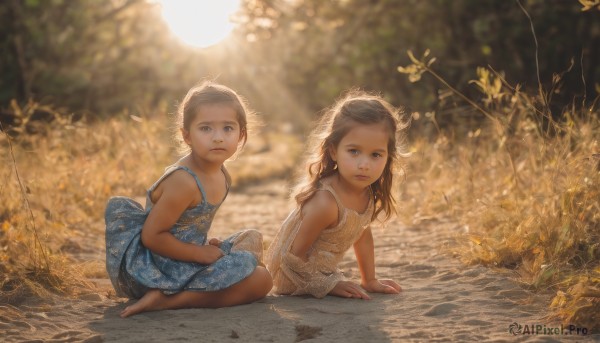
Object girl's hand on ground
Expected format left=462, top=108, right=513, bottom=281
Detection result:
left=208, top=237, right=222, bottom=247
left=361, top=279, right=402, bottom=294
left=197, top=245, right=224, bottom=264
left=329, top=281, right=371, bottom=300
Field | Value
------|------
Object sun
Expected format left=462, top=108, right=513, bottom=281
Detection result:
left=156, top=0, right=240, bottom=48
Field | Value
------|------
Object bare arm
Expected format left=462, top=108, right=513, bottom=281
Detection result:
left=353, top=227, right=377, bottom=284
left=286, top=191, right=370, bottom=299
left=353, top=227, right=402, bottom=294
left=289, top=191, right=338, bottom=260
left=141, top=170, right=223, bottom=264
left=280, top=191, right=345, bottom=298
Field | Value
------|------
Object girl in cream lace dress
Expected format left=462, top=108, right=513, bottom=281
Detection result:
left=266, top=91, right=408, bottom=299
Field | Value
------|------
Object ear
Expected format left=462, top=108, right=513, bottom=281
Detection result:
left=181, top=127, right=191, bottom=146
left=328, top=144, right=337, bottom=162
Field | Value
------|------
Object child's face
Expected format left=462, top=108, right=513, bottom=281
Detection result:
left=182, top=104, right=241, bottom=165
left=330, top=123, right=389, bottom=191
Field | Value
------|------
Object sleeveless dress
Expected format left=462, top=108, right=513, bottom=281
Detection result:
left=265, top=182, right=374, bottom=298
left=105, top=165, right=263, bottom=299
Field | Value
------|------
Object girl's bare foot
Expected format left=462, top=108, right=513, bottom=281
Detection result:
left=120, top=289, right=166, bottom=318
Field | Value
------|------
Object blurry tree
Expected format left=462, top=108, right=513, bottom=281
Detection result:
left=0, top=0, right=209, bottom=118
left=0, top=0, right=598, bottom=129
left=236, top=0, right=599, bottom=122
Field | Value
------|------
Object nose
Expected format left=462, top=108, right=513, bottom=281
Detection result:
left=357, top=157, right=370, bottom=170
left=213, top=130, right=224, bottom=143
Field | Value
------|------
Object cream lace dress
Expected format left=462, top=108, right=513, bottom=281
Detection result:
left=265, top=182, right=373, bottom=298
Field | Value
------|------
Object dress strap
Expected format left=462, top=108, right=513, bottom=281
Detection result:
left=149, top=165, right=231, bottom=206
left=148, top=165, right=208, bottom=202
left=365, top=186, right=375, bottom=218
left=177, top=166, right=209, bottom=202
left=319, top=182, right=345, bottom=214
left=221, top=165, right=232, bottom=191
left=320, top=181, right=374, bottom=219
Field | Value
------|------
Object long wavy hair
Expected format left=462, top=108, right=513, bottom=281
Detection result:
left=293, top=90, right=409, bottom=222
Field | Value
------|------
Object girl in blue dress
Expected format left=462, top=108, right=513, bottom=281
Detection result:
left=105, top=82, right=272, bottom=317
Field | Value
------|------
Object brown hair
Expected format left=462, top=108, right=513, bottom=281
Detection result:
left=177, top=81, right=253, bottom=152
left=294, top=90, right=409, bottom=222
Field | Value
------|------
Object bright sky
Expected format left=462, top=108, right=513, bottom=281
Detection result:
left=156, top=0, right=241, bottom=48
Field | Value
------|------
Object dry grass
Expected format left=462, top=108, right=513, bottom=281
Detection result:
left=0, top=103, right=301, bottom=304
left=399, top=56, right=599, bottom=331
left=1, top=63, right=598, bottom=331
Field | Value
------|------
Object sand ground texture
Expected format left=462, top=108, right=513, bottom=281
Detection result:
left=1, top=180, right=598, bottom=342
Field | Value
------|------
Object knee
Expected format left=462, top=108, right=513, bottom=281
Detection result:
left=251, top=266, right=273, bottom=296
left=241, top=229, right=264, bottom=244
left=230, top=229, right=265, bottom=263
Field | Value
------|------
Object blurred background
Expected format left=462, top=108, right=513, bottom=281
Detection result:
left=1, top=0, right=598, bottom=133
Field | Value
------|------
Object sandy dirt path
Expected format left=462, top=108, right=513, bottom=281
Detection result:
left=1, top=180, right=597, bottom=342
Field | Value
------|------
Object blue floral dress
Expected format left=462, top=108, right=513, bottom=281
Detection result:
left=105, top=165, right=263, bottom=299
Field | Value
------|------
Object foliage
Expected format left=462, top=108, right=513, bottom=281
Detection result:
left=237, top=0, right=599, bottom=118
left=0, top=105, right=301, bottom=303
left=0, top=0, right=210, bottom=116
left=2, top=0, right=597, bottom=127
left=398, top=50, right=600, bottom=331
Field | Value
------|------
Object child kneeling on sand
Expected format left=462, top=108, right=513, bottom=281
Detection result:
left=266, top=90, right=407, bottom=299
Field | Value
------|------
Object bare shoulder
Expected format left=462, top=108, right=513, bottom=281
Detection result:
left=163, top=169, right=197, bottom=189
left=302, top=190, right=339, bottom=226
left=289, top=190, right=340, bottom=256
left=153, top=169, right=201, bottom=204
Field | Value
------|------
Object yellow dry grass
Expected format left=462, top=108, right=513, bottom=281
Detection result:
left=398, top=56, right=599, bottom=330
left=0, top=105, right=301, bottom=304
left=1, top=66, right=598, bottom=331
